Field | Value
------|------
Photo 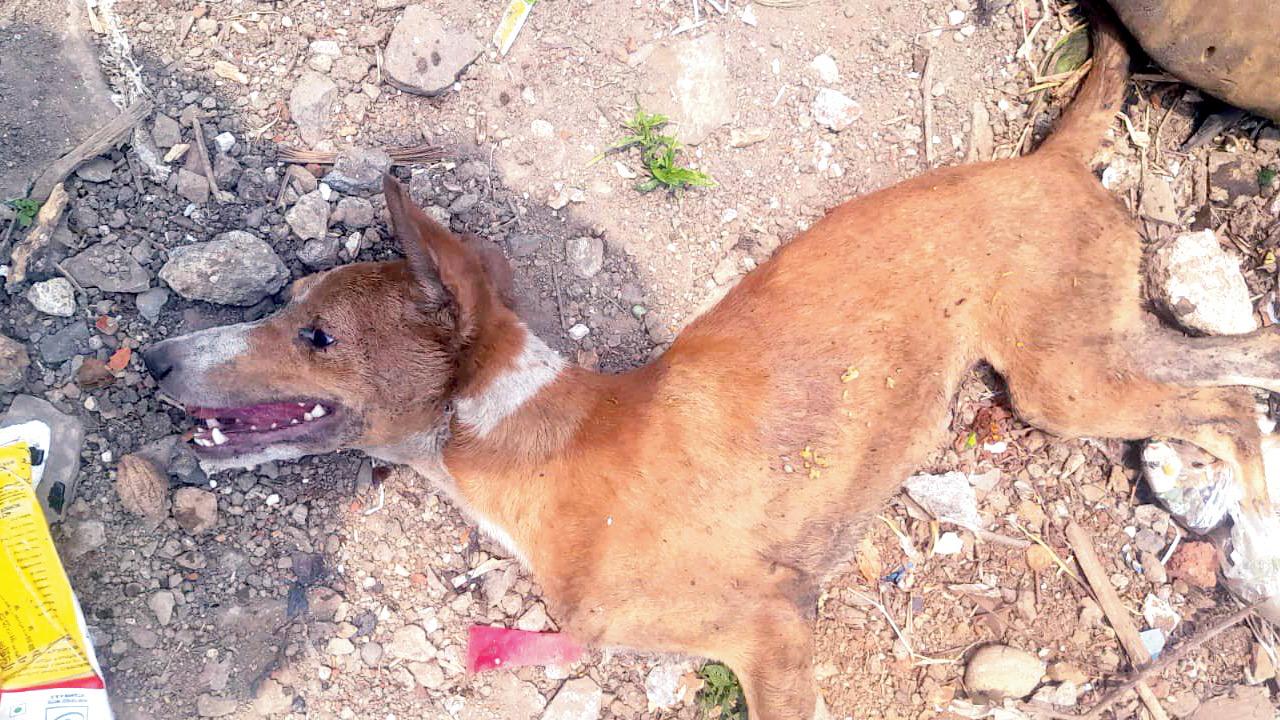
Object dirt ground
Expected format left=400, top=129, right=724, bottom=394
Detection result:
left=2, top=0, right=1279, bottom=718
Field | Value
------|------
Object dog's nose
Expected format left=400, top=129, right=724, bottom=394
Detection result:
left=140, top=347, right=175, bottom=381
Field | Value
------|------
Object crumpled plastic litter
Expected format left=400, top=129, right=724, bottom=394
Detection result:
left=1142, top=437, right=1280, bottom=622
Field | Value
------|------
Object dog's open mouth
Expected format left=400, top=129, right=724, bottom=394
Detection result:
left=183, top=400, right=338, bottom=453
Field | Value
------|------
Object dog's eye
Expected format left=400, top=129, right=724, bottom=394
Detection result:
left=299, top=327, right=336, bottom=350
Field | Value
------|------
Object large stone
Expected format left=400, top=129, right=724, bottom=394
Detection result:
left=1, top=395, right=86, bottom=519
left=386, top=624, right=436, bottom=662
left=542, top=677, right=602, bottom=720
left=196, top=694, right=238, bottom=718
left=963, top=645, right=1046, bottom=700
left=286, top=190, right=331, bottom=240
left=0, top=335, right=30, bottom=390
left=152, top=113, right=183, bottom=148
left=75, top=156, right=114, bottom=183
left=1189, top=685, right=1273, bottom=720
left=177, top=168, right=210, bottom=204
left=289, top=71, right=338, bottom=146
left=62, top=242, right=152, bottom=293
left=172, top=487, right=218, bottom=534
left=638, top=34, right=732, bottom=145
left=1149, top=229, right=1257, bottom=335
left=1105, top=0, right=1280, bottom=121
left=38, top=321, right=90, bottom=365
left=26, top=278, right=76, bottom=316
left=252, top=678, right=294, bottom=716
left=135, top=287, right=169, bottom=323
left=813, top=88, right=861, bottom=132
left=565, top=236, right=604, bottom=279
left=334, top=196, right=376, bottom=228
left=383, top=5, right=482, bottom=96
left=323, top=148, right=392, bottom=195
left=159, top=231, right=290, bottom=306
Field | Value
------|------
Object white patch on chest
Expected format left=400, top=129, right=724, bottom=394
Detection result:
left=455, top=326, right=565, bottom=438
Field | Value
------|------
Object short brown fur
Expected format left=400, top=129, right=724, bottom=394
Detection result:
left=146, top=9, right=1277, bottom=718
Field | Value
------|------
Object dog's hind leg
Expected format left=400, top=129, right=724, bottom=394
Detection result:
left=1136, top=325, right=1280, bottom=394
left=994, top=344, right=1272, bottom=515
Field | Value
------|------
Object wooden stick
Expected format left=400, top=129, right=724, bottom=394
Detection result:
left=277, top=142, right=445, bottom=166
left=6, top=183, right=69, bottom=289
left=189, top=115, right=223, bottom=202
left=1065, top=522, right=1170, bottom=720
left=920, top=51, right=936, bottom=165
left=29, top=100, right=152, bottom=201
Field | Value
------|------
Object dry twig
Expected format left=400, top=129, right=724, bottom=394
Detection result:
left=29, top=100, right=152, bottom=201
left=277, top=142, right=445, bottom=166
left=6, top=183, right=69, bottom=289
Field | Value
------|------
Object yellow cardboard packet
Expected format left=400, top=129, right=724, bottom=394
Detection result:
left=492, top=0, right=536, bottom=56
left=0, top=428, right=113, bottom=718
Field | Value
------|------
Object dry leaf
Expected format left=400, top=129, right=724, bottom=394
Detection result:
left=213, top=60, right=249, bottom=84
left=856, top=533, right=883, bottom=583
left=116, top=454, right=168, bottom=518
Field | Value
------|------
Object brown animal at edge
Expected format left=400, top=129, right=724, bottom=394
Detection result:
left=142, top=9, right=1276, bottom=718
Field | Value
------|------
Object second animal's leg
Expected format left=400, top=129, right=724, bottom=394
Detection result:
left=1137, top=325, right=1280, bottom=393
left=722, top=601, right=824, bottom=720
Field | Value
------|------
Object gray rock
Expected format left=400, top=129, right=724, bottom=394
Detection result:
left=334, top=196, right=375, bottom=228
left=1139, top=174, right=1179, bottom=224
left=964, top=644, right=1046, bottom=700
left=298, top=237, right=341, bottom=269
left=38, top=321, right=90, bottom=364
left=360, top=640, right=384, bottom=667
left=386, top=624, right=436, bottom=662
left=152, top=114, right=183, bottom=148
left=149, top=590, right=176, bottom=626
left=135, top=287, right=170, bottom=322
left=177, top=168, right=210, bottom=204
left=75, top=156, right=114, bottom=183
left=286, top=190, right=331, bottom=240
left=173, top=487, right=218, bottom=534
left=63, top=519, right=106, bottom=560
left=1, top=396, right=85, bottom=518
left=26, top=278, right=76, bottom=316
left=639, top=34, right=732, bottom=145
left=289, top=71, right=338, bottom=146
left=159, top=231, right=290, bottom=306
left=408, top=661, right=445, bottom=689
left=63, top=242, right=152, bottom=293
left=566, top=236, right=604, bottom=278
left=383, top=5, right=482, bottom=96
left=813, top=88, right=861, bottom=132
left=543, top=677, right=603, bottom=720
left=323, top=147, right=393, bottom=195
left=252, top=678, right=294, bottom=717
left=196, top=694, right=238, bottom=718
left=645, top=660, right=694, bottom=711
left=333, top=55, right=372, bottom=83
left=508, top=233, right=542, bottom=258
left=1149, top=230, right=1257, bottom=335
left=212, top=153, right=242, bottom=189
left=515, top=602, right=548, bottom=631
left=213, top=132, right=235, bottom=153
left=0, top=335, right=30, bottom=390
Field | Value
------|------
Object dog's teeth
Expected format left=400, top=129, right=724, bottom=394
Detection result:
left=194, top=437, right=214, bottom=448
left=211, top=428, right=228, bottom=446
left=270, top=423, right=278, bottom=429
left=250, top=425, right=258, bottom=431
left=303, top=411, right=314, bottom=422
left=297, top=402, right=307, bottom=407
left=205, top=418, right=221, bottom=428
left=291, top=419, right=299, bottom=425
left=310, top=404, right=327, bottom=419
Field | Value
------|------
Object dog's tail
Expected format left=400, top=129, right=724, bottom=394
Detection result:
left=1035, top=1, right=1130, bottom=164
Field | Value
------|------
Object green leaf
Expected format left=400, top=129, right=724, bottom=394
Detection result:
left=1051, top=27, right=1090, bottom=75
left=6, top=198, right=41, bottom=229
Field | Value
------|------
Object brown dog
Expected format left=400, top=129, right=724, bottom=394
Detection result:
left=143, top=11, right=1274, bottom=718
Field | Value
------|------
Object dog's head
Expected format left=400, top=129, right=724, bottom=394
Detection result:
left=143, top=175, right=517, bottom=469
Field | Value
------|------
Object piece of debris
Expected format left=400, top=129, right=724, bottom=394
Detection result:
left=286, top=190, right=332, bottom=240
left=323, top=147, right=393, bottom=195
left=1139, top=174, right=1179, bottom=224
left=542, top=676, right=602, bottom=720
left=1, top=396, right=85, bottom=519
left=492, top=0, right=535, bottom=55
left=638, top=34, right=732, bottom=145
left=963, top=644, right=1045, bottom=700
left=289, top=72, right=339, bottom=146
left=172, top=487, right=218, bottom=534
left=810, top=54, right=839, bottom=83
left=1148, top=229, right=1257, bottom=335
left=1167, top=540, right=1219, bottom=588
left=26, top=278, right=76, bottom=317
left=729, top=128, right=770, bottom=148
left=466, top=626, right=584, bottom=672
left=903, top=471, right=982, bottom=531
left=159, top=231, right=290, bottom=306
left=566, top=236, right=605, bottom=278
left=645, top=659, right=695, bottom=711
left=115, top=453, right=169, bottom=520
left=812, top=88, right=861, bottom=132
left=384, top=5, right=483, bottom=96
left=6, top=183, right=69, bottom=289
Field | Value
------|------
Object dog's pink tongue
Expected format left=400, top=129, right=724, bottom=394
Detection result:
left=466, top=626, right=583, bottom=673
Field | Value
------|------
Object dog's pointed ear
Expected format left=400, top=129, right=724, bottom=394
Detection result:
left=383, top=174, right=489, bottom=341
